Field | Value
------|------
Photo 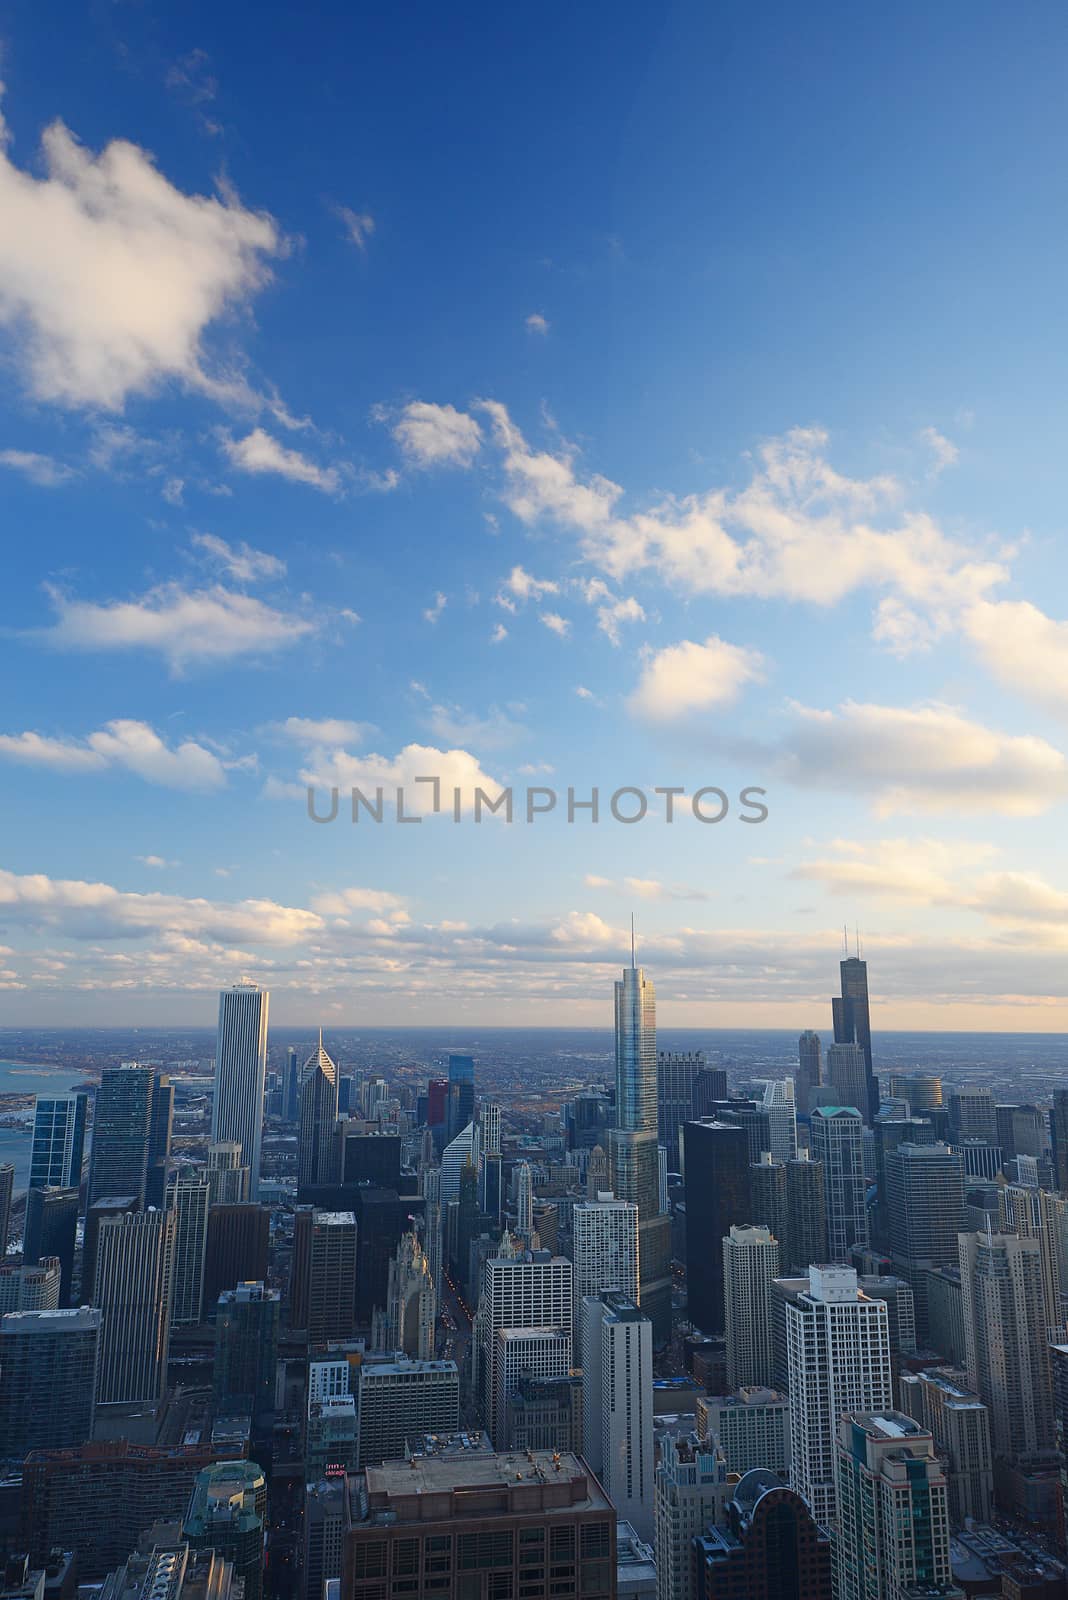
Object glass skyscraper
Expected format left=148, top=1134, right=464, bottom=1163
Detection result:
left=833, top=955, right=877, bottom=1123
left=212, top=985, right=269, bottom=1199
left=29, top=1093, right=87, bottom=1191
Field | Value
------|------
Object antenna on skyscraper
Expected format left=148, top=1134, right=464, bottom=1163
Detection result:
left=630, top=912, right=636, bottom=969
left=855, top=925, right=860, bottom=959
left=842, top=924, right=848, bottom=955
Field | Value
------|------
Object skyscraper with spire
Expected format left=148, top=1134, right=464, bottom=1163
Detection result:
left=298, top=1030, right=339, bottom=1191
left=832, top=944, right=877, bottom=1124
left=609, top=930, right=672, bottom=1343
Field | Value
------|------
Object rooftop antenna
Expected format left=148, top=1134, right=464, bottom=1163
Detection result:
left=855, top=924, right=860, bottom=959
left=630, top=912, right=636, bottom=969
left=842, top=924, right=848, bottom=956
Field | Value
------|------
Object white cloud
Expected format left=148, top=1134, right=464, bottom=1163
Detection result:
left=0, top=719, right=228, bottom=790
left=136, top=855, right=179, bottom=868
left=575, top=685, right=598, bottom=702
left=392, top=402, right=482, bottom=468
left=222, top=429, right=341, bottom=493
left=490, top=623, right=508, bottom=644
left=964, top=599, right=1068, bottom=721
left=497, top=565, right=559, bottom=605
left=540, top=611, right=570, bottom=636
left=629, top=635, right=765, bottom=720
left=596, top=594, right=645, bottom=645
left=0, top=448, right=76, bottom=486
left=191, top=531, right=286, bottom=581
left=425, top=703, right=525, bottom=750
left=281, top=741, right=506, bottom=817
left=0, top=85, right=282, bottom=410
left=525, top=312, right=550, bottom=335
left=276, top=717, right=371, bottom=745
left=162, top=476, right=185, bottom=506
left=335, top=206, right=376, bottom=251
left=769, top=699, right=1068, bottom=816
left=311, top=886, right=407, bottom=917
left=584, top=873, right=711, bottom=902
left=921, top=425, right=959, bottom=475
left=792, top=837, right=996, bottom=905
left=423, top=592, right=447, bottom=624
left=40, top=581, right=314, bottom=674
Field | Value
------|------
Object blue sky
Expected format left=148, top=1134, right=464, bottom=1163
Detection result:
left=3, top=0, right=1068, bottom=1028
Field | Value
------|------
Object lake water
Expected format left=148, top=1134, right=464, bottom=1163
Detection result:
left=0, top=1061, right=86, bottom=1189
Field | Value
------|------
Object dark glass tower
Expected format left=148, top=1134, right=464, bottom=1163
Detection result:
left=611, top=960, right=672, bottom=1343
left=796, top=1031, right=821, bottom=1118
left=24, top=1186, right=79, bottom=1305
left=657, top=1050, right=704, bottom=1171
left=297, top=1032, right=339, bottom=1192
left=832, top=956, right=877, bottom=1124
left=29, top=1093, right=87, bottom=1191
left=446, top=1055, right=475, bottom=1142
left=87, top=1064, right=154, bottom=1208
left=683, top=1119, right=751, bottom=1333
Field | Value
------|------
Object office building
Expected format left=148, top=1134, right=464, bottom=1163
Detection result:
left=0, top=1164, right=10, bottom=1257
left=29, top=1094, right=87, bottom=1191
left=22, top=1186, right=78, bottom=1305
left=94, top=1207, right=175, bottom=1405
left=809, top=1106, right=868, bottom=1259
left=759, top=1079, right=798, bottom=1162
left=696, top=1388, right=791, bottom=1478
left=516, top=1160, right=534, bottom=1238
left=202, top=1203, right=269, bottom=1318
left=0, top=1257, right=61, bottom=1312
left=832, top=953, right=876, bottom=1124
left=446, top=1054, right=475, bottom=1142
left=947, top=1087, right=996, bottom=1142
left=723, top=1225, right=780, bottom=1390
left=341, top=1446, right=616, bottom=1600
left=899, top=1368, right=993, bottom=1524
left=298, top=1033, right=339, bottom=1193
left=205, top=1142, right=250, bottom=1206
left=1052, top=1090, right=1068, bottom=1192
left=168, top=1170, right=210, bottom=1327
left=683, top=1120, right=751, bottom=1333
left=611, top=959, right=672, bottom=1344
left=214, top=1282, right=280, bottom=1424
left=292, top=1211, right=358, bottom=1343
left=783, top=1264, right=893, bottom=1526
left=370, top=1229, right=436, bottom=1360
left=147, top=1071, right=174, bottom=1207
left=88, top=1064, right=154, bottom=1208
left=504, top=1372, right=584, bottom=1455
left=284, top=1046, right=301, bottom=1124
left=693, top=1471, right=832, bottom=1600
left=658, top=1050, right=704, bottom=1171
left=796, top=1031, right=822, bottom=1119
left=303, top=1477, right=346, bottom=1600
left=82, top=1194, right=138, bottom=1304
left=571, top=1196, right=640, bottom=1318
left=440, top=1120, right=478, bottom=1207
left=705, top=1099, right=772, bottom=1166
left=475, top=1240, right=572, bottom=1432
left=212, top=985, right=269, bottom=1199
left=959, top=1230, right=1054, bottom=1462
left=421, top=1165, right=443, bottom=1294
left=354, top=1356, right=460, bottom=1467
left=582, top=1292, right=654, bottom=1543
left=654, top=1432, right=730, bottom=1600
left=183, top=1460, right=266, bottom=1600
left=493, top=1327, right=572, bottom=1448
left=888, top=1074, right=943, bottom=1112
left=0, top=1307, right=100, bottom=1459
left=307, top=1395, right=358, bottom=1480
left=692, top=1067, right=729, bottom=1119
left=834, top=1412, right=953, bottom=1600
left=885, top=1142, right=965, bottom=1341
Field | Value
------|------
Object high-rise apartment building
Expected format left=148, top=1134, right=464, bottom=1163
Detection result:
left=0, top=1307, right=100, bottom=1459
left=147, top=1071, right=174, bottom=1207
left=1051, top=1090, right=1068, bottom=1192
left=683, top=1120, right=751, bottom=1333
left=611, top=960, right=672, bottom=1343
left=796, top=1031, right=822, bottom=1119
left=475, top=1241, right=572, bottom=1437
left=723, top=1225, right=780, bottom=1391
left=654, top=1432, right=730, bottom=1600
left=298, top=1033, right=339, bottom=1193
left=783, top=1264, right=893, bottom=1527
left=834, top=1412, right=953, bottom=1600
left=885, top=1141, right=965, bottom=1341
left=88, top=1065, right=155, bottom=1208
left=205, top=1142, right=250, bottom=1205
left=0, top=1257, right=61, bottom=1312
left=898, top=1367, right=993, bottom=1524
left=696, top=1389, right=791, bottom=1478
left=354, top=1356, right=460, bottom=1467
left=809, top=1106, right=868, bottom=1260
left=492, top=1327, right=572, bottom=1448
left=168, top=1170, right=210, bottom=1328
left=657, top=1050, right=704, bottom=1171
left=29, top=1093, right=87, bottom=1191
left=582, top=1292, right=655, bottom=1543
left=832, top=954, right=876, bottom=1124
left=959, top=1229, right=1055, bottom=1462
left=571, top=1196, right=640, bottom=1319
left=214, top=1281, right=280, bottom=1424
left=759, top=1079, right=798, bottom=1161
left=212, top=985, right=269, bottom=1199
left=183, top=1460, right=266, bottom=1600
left=94, top=1208, right=175, bottom=1405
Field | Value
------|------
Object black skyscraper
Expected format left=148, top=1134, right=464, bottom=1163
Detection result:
left=683, top=1119, right=751, bottom=1334
left=1051, top=1091, right=1068, bottom=1192
left=832, top=955, right=877, bottom=1124
left=87, top=1065, right=154, bottom=1208
left=23, top=1186, right=79, bottom=1305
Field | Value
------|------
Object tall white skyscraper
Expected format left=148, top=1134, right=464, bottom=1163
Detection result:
left=440, top=1120, right=479, bottom=1207
left=516, top=1161, right=534, bottom=1238
left=582, top=1292, right=655, bottom=1543
left=571, top=1196, right=639, bottom=1323
left=759, top=1079, right=798, bottom=1162
left=481, top=1103, right=502, bottom=1156
left=783, top=1264, right=892, bottom=1527
left=959, top=1229, right=1055, bottom=1462
left=723, top=1224, right=780, bottom=1390
left=212, top=985, right=268, bottom=1200
left=654, top=1432, right=729, bottom=1600
left=810, top=1105, right=869, bottom=1259
left=475, top=1240, right=572, bottom=1438
left=611, top=958, right=671, bottom=1342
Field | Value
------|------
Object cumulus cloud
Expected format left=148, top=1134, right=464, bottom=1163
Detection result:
left=392, top=402, right=482, bottom=468
left=311, top=886, right=407, bottom=917
left=496, top=565, right=559, bottom=607
left=275, top=717, right=371, bottom=745
left=191, top=532, right=286, bottom=581
left=963, top=599, right=1068, bottom=721
left=0, top=448, right=76, bottom=487
left=275, top=740, right=506, bottom=817
left=334, top=206, right=375, bottom=251
left=222, top=429, right=341, bottom=493
left=629, top=635, right=765, bottom=721
left=767, top=699, right=1068, bottom=816
left=39, top=581, right=315, bottom=673
left=595, top=594, right=645, bottom=645
left=0, top=720, right=229, bottom=789
left=0, top=85, right=282, bottom=410
left=136, top=855, right=179, bottom=868
left=539, top=611, right=570, bottom=637
left=490, top=623, right=508, bottom=644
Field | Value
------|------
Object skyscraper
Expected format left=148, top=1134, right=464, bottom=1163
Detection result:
left=795, top=1031, right=821, bottom=1119
left=571, top=1196, right=639, bottom=1320
left=147, top=1071, right=174, bottom=1207
left=783, top=1264, right=893, bottom=1526
left=834, top=1411, right=953, bottom=1600
left=884, top=1142, right=965, bottom=1341
left=184, top=1460, right=266, bottom=1600
left=87, top=1065, right=154, bottom=1208
left=654, top=1432, right=730, bottom=1600
left=1051, top=1090, right=1068, bottom=1192
left=515, top=1161, right=534, bottom=1238
left=0, top=1164, right=11, bottom=1257
left=23, top=1186, right=78, bottom=1305
left=657, top=1050, right=704, bottom=1171
left=205, top=1141, right=250, bottom=1205
left=214, top=1281, right=280, bottom=1424
left=371, top=1230, right=436, bottom=1360
left=294, top=1210, right=358, bottom=1343
left=212, top=985, right=269, bottom=1200
left=824, top=1043, right=870, bottom=1122
left=355, top=1356, right=460, bottom=1466
left=683, top=1120, right=751, bottom=1333
left=832, top=953, right=877, bottom=1124
left=94, top=1207, right=176, bottom=1405
left=723, top=1225, right=780, bottom=1390
left=612, top=957, right=671, bottom=1342
left=582, top=1291, right=655, bottom=1542
left=809, top=1106, right=868, bottom=1259
left=29, top=1093, right=87, bottom=1191
left=959, top=1229, right=1055, bottom=1462
left=759, top=1078, right=798, bottom=1161
left=475, top=1240, right=572, bottom=1433
left=203, top=1203, right=269, bottom=1317
left=693, top=1472, right=832, bottom=1600
left=0, top=1307, right=101, bottom=1459
left=899, top=1367, right=994, bottom=1524
left=298, top=1032, right=339, bottom=1192
left=446, top=1054, right=475, bottom=1142
left=167, top=1169, right=210, bottom=1327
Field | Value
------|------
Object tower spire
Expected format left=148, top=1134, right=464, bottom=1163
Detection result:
left=630, top=912, right=636, bottom=969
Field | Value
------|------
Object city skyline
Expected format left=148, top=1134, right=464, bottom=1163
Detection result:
left=1, top=6, right=1068, bottom=1028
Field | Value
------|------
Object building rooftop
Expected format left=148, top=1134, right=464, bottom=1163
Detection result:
left=312, top=1211, right=356, bottom=1226
left=360, top=1448, right=612, bottom=1515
